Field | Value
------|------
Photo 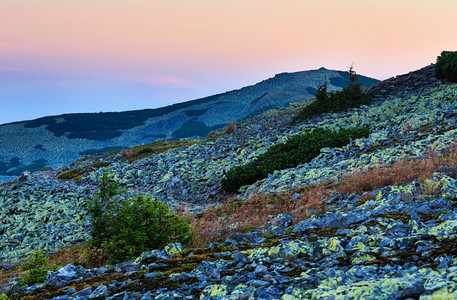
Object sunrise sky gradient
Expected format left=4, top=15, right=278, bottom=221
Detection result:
left=1, top=0, right=457, bottom=125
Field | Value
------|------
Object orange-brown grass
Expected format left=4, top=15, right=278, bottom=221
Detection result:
left=421, top=180, right=444, bottom=196
left=337, top=146, right=457, bottom=195
left=190, top=185, right=329, bottom=247
left=0, top=267, right=22, bottom=292
left=121, top=140, right=200, bottom=162
left=355, top=191, right=377, bottom=206
left=48, top=245, right=88, bottom=267
left=47, top=244, right=114, bottom=269
left=224, top=121, right=237, bottom=135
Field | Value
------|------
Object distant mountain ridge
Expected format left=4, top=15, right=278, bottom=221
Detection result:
left=0, top=68, right=378, bottom=182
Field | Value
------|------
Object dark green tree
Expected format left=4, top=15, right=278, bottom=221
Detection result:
left=435, top=51, right=457, bottom=83
left=315, top=80, right=328, bottom=103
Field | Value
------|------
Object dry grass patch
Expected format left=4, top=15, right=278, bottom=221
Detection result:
left=56, top=161, right=110, bottom=181
left=48, top=245, right=88, bottom=267
left=0, top=268, right=22, bottom=293
left=337, top=146, right=457, bottom=195
left=224, top=121, right=237, bottom=135
left=189, top=185, right=329, bottom=247
left=47, top=244, right=113, bottom=269
left=121, top=140, right=200, bottom=162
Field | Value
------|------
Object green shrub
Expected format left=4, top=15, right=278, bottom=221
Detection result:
left=88, top=170, right=191, bottom=263
left=20, top=250, right=49, bottom=271
left=435, top=51, right=457, bottom=83
left=19, top=250, right=50, bottom=286
left=20, top=268, right=49, bottom=286
left=221, top=127, right=370, bottom=193
left=292, top=67, right=372, bottom=123
left=0, top=294, right=9, bottom=300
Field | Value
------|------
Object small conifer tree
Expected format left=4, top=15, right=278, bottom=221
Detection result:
left=315, top=80, right=328, bottom=103
left=87, top=170, right=191, bottom=263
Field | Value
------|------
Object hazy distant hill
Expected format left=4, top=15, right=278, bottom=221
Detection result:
left=0, top=68, right=378, bottom=182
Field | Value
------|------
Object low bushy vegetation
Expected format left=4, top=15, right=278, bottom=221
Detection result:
left=292, top=67, right=372, bottom=123
left=19, top=250, right=49, bottom=286
left=435, top=51, right=457, bottom=83
left=87, top=170, right=191, bottom=263
left=221, top=127, right=370, bottom=193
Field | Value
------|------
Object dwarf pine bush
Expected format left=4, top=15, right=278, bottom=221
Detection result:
left=19, top=250, right=49, bottom=286
left=88, top=170, right=191, bottom=263
left=221, top=127, right=370, bottom=193
left=435, top=51, right=457, bottom=83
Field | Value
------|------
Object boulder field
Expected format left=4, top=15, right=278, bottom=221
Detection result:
left=3, top=64, right=457, bottom=299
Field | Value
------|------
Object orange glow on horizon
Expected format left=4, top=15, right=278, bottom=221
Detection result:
left=1, top=0, right=457, bottom=81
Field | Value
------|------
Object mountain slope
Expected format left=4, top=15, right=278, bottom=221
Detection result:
left=0, top=69, right=378, bottom=183
left=5, top=60, right=457, bottom=298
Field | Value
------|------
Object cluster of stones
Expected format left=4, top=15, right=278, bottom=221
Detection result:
left=0, top=178, right=92, bottom=261
left=8, top=174, right=457, bottom=298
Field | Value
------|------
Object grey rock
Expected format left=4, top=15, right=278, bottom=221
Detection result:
left=44, top=263, right=83, bottom=288
left=133, top=250, right=163, bottom=264
left=254, top=264, right=268, bottom=277
left=392, top=282, right=425, bottom=300
left=264, top=213, right=293, bottom=235
left=74, top=287, right=92, bottom=297
left=225, top=232, right=266, bottom=246
left=89, top=284, right=108, bottom=299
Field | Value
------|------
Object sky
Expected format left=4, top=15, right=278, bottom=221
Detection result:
left=1, top=0, right=457, bottom=125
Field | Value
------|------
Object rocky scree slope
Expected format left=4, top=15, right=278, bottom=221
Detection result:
left=3, top=64, right=457, bottom=298
left=0, top=69, right=377, bottom=184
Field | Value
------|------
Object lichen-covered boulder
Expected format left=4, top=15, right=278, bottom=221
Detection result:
left=43, top=263, right=84, bottom=288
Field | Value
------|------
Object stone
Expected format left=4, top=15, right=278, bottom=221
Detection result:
left=264, top=214, right=293, bottom=235
left=225, top=232, right=266, bottom=247
left=163, top=243, right=183, bottom=258
left=74, top=287, right=92, bottom=297
left=43, top=263, right=83, bottom=288
left=89, top=284, right=108, bottom=298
